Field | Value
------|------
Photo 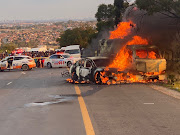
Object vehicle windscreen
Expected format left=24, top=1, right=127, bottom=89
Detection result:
left=62, top=55, right=70, bottom=58
left=65, top=49, right=80, bottom=54
left=136, top=49, right=160, bottom=59
left=93, top=59, right=111, bottom=67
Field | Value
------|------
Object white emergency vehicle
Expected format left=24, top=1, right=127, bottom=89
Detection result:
left=0, top=55, right=36, bottom=71
left=44, top=53, right=74, bottom=68
left=63, top=45, right=81, bottom=59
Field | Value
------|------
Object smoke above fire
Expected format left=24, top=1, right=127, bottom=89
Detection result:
left=105, top=5, right=180, bottom=70
left=122, top=6, right=180, bottom=52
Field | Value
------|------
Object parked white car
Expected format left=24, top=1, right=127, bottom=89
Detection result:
left=0, top=55, right=36, bottom=71
left=44, top=53, right=75, bottom=68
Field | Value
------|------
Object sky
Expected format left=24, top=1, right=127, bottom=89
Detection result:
left=0, top=0, right=134, bottom=21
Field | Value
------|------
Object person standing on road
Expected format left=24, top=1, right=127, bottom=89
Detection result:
left=7, top=57, right=13, bottom=70
left=41, top=58, right=44, bottom=68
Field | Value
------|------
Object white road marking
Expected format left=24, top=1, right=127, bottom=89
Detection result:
left=21, top=72, right=26, bottom=75
left=7, top=82, right=12, bottom=85
left=143, top=103, right=155, bottom=105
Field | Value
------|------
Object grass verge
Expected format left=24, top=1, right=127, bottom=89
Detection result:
left=161, top=82, right=180, bottom=92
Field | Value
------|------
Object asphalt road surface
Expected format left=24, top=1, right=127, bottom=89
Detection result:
left=0, top=68, right=180, bottom=135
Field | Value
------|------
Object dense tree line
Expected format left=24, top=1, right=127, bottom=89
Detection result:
left=136, top=0, right=180, bottom=19
left=56, top=27, right=96, bottom=48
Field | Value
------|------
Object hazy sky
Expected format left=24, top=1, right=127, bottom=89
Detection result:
left=0, top=0, right=134, bottom=21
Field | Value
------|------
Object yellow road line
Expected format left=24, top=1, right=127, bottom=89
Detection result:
left=74, top=85, right=95, bottom=135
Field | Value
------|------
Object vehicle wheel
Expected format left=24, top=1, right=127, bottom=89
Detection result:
left=94, top=72, right=102, bottom=84
left=67, top=61, right=72, bottom=68
left=22, top=64, right=29, bottom=71
left=0, top=68, right=4, bottom=72
left=47, top=62, right=52, bottom=68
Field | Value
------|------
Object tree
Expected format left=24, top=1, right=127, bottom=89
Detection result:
left=95, top=4, right=115, bottom=32
left=136, top=0, right=180, bottom=19
left=0, top=43, right=18, bottom=53
left=56, top=27, right=96, bottom=48
left=114, top=0, right=129, bottom=26
left=114, top=0, right=124, bottom=26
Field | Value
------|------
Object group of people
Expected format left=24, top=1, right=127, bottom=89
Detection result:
left=0, top=50, right=58, bottom=68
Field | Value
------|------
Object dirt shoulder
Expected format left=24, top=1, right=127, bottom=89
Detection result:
left=150, top=84, right=180, bottom=100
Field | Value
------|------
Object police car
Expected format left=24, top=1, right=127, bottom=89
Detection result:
left=0, top=55, right=36, bottom=71
left=44, top=53, right=74, bottom=68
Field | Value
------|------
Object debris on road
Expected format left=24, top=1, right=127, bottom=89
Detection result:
left=24, top=95, right=76, bottom=107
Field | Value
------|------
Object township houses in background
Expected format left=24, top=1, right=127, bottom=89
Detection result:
left=0, top=20, right=97, bottom=47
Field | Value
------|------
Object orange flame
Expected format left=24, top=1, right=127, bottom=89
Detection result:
left=148, top=51, right=156, bottom=59
left=108, top=36, right=148, bottom=71
left=109, top=20, right=136, bottom=39
left=126, top=36, right=148, bottom=45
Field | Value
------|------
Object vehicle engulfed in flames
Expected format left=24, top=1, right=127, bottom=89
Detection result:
left=68, top=44, right=166, bottom=85
left=95, top=43, right=167, bottom=84
left=67, top=20, right=167, bottom=85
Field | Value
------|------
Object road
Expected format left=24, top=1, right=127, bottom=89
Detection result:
left=0, top=68, right=180, bottom=135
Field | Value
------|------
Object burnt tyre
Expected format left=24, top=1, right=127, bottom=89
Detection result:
left=94, top=72, right=102, bottom=84
left=67, top=61, right=72, bottom=68
left=47, top=62, right=52, bottom=68
left=22, top=64, right=29, bottom=71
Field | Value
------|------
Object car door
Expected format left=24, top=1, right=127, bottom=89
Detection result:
left=76, top=59, right=84, bottom=77
left=7, top=57, right=14, bottom=69
left=59, top=55, right=66, bottom=67
left=79, top=59, right=92, bottom=78
left=49, top=55, right=58, bottom=67
left=50, top=55, right=62, bottom=67
left=13, top=57, right=24, bottom=69
left=55, top=55, right=65, bottom=67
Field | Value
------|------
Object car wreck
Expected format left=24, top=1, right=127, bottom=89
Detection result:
left=68, top=44, right=166, bottom=84
left=69, top=57, right=111, bottom=83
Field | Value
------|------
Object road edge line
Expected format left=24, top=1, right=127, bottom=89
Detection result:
left=74, top=85, right=95, bottom=135
left=150, top=84, right=180, bottom=100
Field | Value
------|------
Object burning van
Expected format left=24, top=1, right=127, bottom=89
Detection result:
left=124, top=45, right=166, bottom=81
left=96, top=39, right=167, bottom=84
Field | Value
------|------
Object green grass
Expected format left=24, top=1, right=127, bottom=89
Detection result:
left=161, top=82, right=180, bottom=92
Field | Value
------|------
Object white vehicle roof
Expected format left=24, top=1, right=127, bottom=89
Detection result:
left=61, top=53, right=71, bottom=56
left=53, top=53, right=70, bottom=56
left=61, top=47, right=66, bottom=50
left=7, top=55, right=31, bottom=58
left=30, top=48, right=47, bottom=52
left=64, top=45, right=80, bottom=50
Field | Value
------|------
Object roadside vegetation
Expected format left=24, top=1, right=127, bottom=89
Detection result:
left=56, top=0, right=129, bottom=48
left=56, top=27, right=96, bottom=48
left=0, top=43, right=17, bottom=54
